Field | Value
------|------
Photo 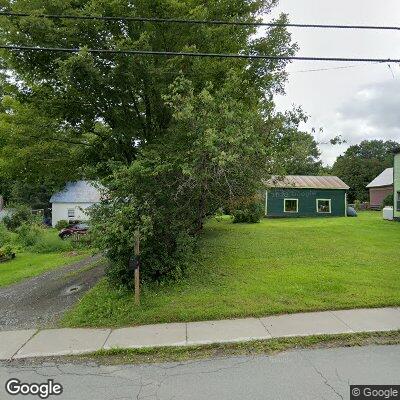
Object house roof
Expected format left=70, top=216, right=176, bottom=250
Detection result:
left=264, top=175, right=350, bottom=190
left=50, top=181, right=103, bottom=203
left=366, top=168, right=393, bottom=188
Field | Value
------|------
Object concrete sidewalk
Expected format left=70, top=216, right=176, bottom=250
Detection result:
left=1, top=307, right=399, bottom=360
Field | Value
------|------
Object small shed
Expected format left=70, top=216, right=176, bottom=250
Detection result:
left=50, top=181, right=103, bottom=227
left=264, top=175, right=349, bottom=218
left=366, top=168, right=393, bottom=209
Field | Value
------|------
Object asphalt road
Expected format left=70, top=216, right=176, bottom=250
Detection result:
left=1, top=345, right=399, bottom=400
left=0, top=255, right=104, bottom=331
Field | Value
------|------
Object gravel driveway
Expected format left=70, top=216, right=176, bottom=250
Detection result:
left=0, top=254, right=105, bottom=331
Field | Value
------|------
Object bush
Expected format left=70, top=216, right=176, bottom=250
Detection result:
left=17, top=223, right=73, bottom=253
left=231, top=196, right=264, bottom=224
left=55, top=220, right=70, bottom=230
left=104, top=231, right=195, bottom=289
left=0, top=223, right=12, bottom=247
left=69, top=232, right=92, bottom=249
left=16, top=223, right=43, bottom=247
left=3, top=204, right=36, bottom=231
left=31, top=233, right=72, bottom=253
left=383, top=194, right=394, bottom=207
left=89, top=198, right=196, bottom=289
left=0, top=244, right=15, bottom=260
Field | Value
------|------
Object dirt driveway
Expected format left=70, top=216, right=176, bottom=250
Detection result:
left=0, top=254, right=105, bottom=331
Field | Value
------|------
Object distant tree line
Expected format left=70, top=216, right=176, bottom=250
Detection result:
left=332, top=140, right=399, bottom=203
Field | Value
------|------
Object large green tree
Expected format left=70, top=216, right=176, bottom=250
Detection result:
left=265, top=108, right=323, bottom=175
left=332, top=140, right=399, bottom=202
left=0, top=0, right=294, bottom=174
left=0, top=0, right=300, bottom=284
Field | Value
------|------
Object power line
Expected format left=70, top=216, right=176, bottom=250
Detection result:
left=0, top=11, right=399, bottom=31
left=289, top=62, right=378, bottom=73
left=0, top=45, right=399, bottom=63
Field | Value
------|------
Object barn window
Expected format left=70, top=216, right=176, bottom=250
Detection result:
left=317, top=199, right=331, bottom=213
left=284, top=199, right=298, bottom=213
left=67, top=209, right=75, bottom=218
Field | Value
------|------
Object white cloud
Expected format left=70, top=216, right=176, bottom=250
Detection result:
left=338, top=80, right=400, bottom=133
left=268, top=0, right=400, bottom=165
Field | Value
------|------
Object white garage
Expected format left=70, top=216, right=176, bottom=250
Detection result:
left=50, top=181, right=103, bottom=227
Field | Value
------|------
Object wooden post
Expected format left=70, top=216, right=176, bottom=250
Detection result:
left=134, top=230, right=140, bottom=306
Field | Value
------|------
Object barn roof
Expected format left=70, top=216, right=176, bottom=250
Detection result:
left=50, top=181, right=104, bottom=203
left=366, top=168, right=393, bottom=188
left=264, top=175, right=350, bottom=190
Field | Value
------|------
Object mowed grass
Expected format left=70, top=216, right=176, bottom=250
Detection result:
left=0, top=252, right=89, bottom=287
left=62, top=212, right=400, bottom=328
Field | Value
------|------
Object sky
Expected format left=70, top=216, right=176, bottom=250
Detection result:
left=265, top=0, right=400, bottom=165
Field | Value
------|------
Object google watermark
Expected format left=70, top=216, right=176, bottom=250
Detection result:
left=351, top=386, right=400, bottom=400
left=5, top=378, right=63, bottom=399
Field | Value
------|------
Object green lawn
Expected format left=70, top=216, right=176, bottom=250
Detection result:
left=0, top=252, right=89, bottom=287
left=0, top=226, right=91, bottom=287
left=62, top=212, right=400, bottom=328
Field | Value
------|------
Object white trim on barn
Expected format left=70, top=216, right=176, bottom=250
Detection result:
left=284, top=198, right=299, bottom=213
left=316, top=198, right=332, bottom=214
left=317, top=199, right=332, bottom=214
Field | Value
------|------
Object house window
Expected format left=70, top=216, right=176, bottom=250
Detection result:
left=67, top=209, right=75, bottom=218
left=397, top=192, right=400, bottom=211
left=284, top=199, right=298, bottom=213
left=317, top=199, right=331, bottom=214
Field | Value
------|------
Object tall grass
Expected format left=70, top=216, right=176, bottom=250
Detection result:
left=16, top=223, right=73, bottom=253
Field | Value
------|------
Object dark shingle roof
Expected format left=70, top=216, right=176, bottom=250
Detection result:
left=264, top=175, right=350, bottom=190
left=50, top=181, right=103, bottom=203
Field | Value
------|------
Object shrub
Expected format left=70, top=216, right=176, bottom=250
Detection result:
left=70, top=232, right=92, bottom=249
left=16, top=223, right=43, bottom=247
left=354, top=200, right=361, bottom=211
left=231, top=196, right=264, bottom=224
left=89, top=198, right=196, bottom=289
left=17, top=223, right=74, bottom=253
left=55, top=220, right=70, bottom=230
left=0, top=244, right=15, bottom=260
left=3, top=204, right=36, bottom=231
left=383, top=194, right=394, bottom=207
left=31, top=233, right=72, bottom=253
left=104, top=231, right=195, bottom=289
left=0, top=223, right=12, bottom=247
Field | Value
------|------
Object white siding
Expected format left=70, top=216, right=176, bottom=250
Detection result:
left=51, top=202, right=95, bottom=227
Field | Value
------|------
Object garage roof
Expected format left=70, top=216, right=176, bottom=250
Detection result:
left=366, top=168, right=393, bottom=188
left=264, top=175, right=350, bottom=190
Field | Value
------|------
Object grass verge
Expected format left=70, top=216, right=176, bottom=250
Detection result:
left=56, top=331, right=400, bottom=365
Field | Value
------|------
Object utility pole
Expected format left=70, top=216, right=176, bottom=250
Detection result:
left=134, top=229, right=140, bottom=306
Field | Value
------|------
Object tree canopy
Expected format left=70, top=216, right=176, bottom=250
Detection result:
left=265, top=108, right=323, bottom=176
left=0, top=0, right=294, bottom=179
left=332, top=140, right=399, bottom=202
left=0, top=0, right=320, bottom=285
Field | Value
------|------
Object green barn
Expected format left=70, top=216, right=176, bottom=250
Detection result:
left=394, top=148, right=400, bottom=221
left=264, top=175, right=350, bottom=218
